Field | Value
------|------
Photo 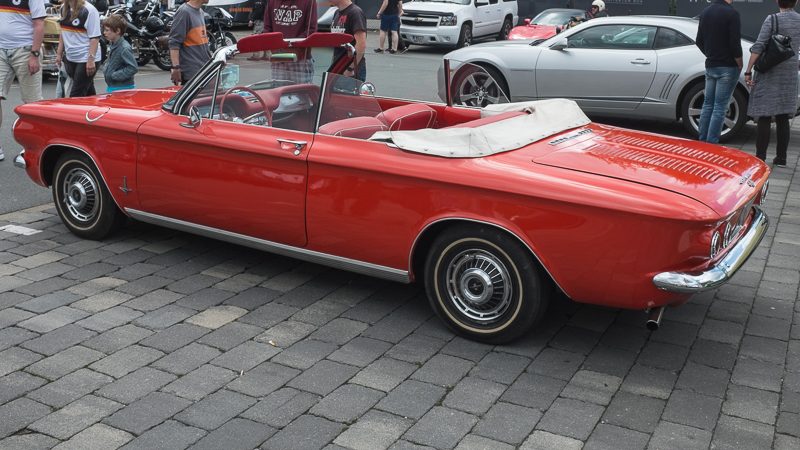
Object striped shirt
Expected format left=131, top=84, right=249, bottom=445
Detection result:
left=0, top=0, right=46, bottom=49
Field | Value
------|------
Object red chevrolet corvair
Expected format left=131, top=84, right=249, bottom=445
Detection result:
left=14, top=32, right=769, bottom=343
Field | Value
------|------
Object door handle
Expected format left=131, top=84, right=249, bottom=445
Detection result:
left=277, top=138, right=307, bottom=156
left=630, top=59, right=651, bottom=65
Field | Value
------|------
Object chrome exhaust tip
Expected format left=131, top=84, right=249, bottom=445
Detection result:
left=646, top=306, right=665, bottom=331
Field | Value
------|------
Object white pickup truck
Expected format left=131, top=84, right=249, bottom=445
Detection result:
left=400, top=0, right=518, bottom=48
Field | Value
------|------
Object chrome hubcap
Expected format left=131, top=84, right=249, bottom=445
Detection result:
left=446, top=249, right=512, bottom=324
left=688, top=90, right=739, bottom=138
left=458, top=73, right=501, bottom=107
left=62, top=167, right=98, bottom=222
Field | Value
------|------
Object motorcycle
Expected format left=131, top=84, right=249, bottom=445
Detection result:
left=205, top=5, right=236, bottom=52
left=101, top=0, right=171, bottom=71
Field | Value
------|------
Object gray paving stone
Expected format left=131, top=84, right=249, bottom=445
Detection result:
left=775, top=434, right=800, bottom=450
left=90, top=345, right=164, bottom=378
left=454, top=434, right=513, bottom=450
left=174, top=389, right=256, bottom=430
left=27, top=368, right=113, bottom=408
left=334, top=410, right=413, bottom=450
left=255, top=320, right=316, bottom=349
left=138, top=323, right=209, bottom=353
left=520, top=431, right=583, bottom=450
left=123, top=289, right=183, bottom=311
left=0, top=371, right=47, bottom=404
left=75, top=306, right=142, bottom=333
left=473, top=402, right=541, bottom=445
left=211, top=341, right=279, bottom=372
left=527, top=348, right=584, bottom=381
left=18, top=306, right=89, bottom=333
left=688, top=339, right=738, bottom=371
left=262, top=415, right=343, bottom=450
left=16, top=291, right=82, bottom=314
left=439, top=337, right=493, bottom=363
left=133, top=304, right=196, bottom=330
left=537, top=397, right=604, bottom=440
left=712, top=415, right=775, bottom=450
left=103, top=391, right=192, bottom=435
left=0, top=346, right=42, bottom=377
left=675, top=362, right=730, bottom=398
left=411, top=354, right=473, bottom=388
left=29, top=395, right=123, bottom=440
left=271, top=339, right=338, bottom=370
left=63, top=263, right=120, bottom=283
left=81, top=324, right=153, bottom=354
left=167, top=275, right=220, bottom=295
left=561, top=370, right=622, bottom=406
left=602, top=391, right=665, bottom=433
left=376, top=380, right=446, bottom=420
left=16, top=278, right=78, bottom=299
left=26, top=345, right=105, bottom=380
left=223, top=286, right=281, bottom=310
left=226, top=361, right=299, bottom=397
left=0, top=308, right=35, bottom=329
left=404, top=406, right=477, bottom=450
left=327, top=337, right=392, bottom=367
left=191, top=418, right=275, bottom=450
left=306, top=318, right=366, bottom=345
left=12, top=250, right=67, bottom=269
left=500, top=372, right=566, bottom=410
left=636, top=341, right=689, bottom=371
left=0, top=433, right=59, bottom=450
left=17, top=262, right=74, bottom=282
left=777, top=411, right=800, bottom=438
left=274, top=276, right=346, bottom=309
left=550, top=326, right=602, bottom=355
left=151, top=343, right=220, bottom=376
left=698, top=319, right=745, bottom=345
left=111, top=262, right=164, bottom=282
left=731, top=357, right=784, bottom=392
left=68, top=279, right=127, bottom=300
left=746, top=314, right=792, bottom=341
left=241, top=387, right=321, bottom=428
left=351, top=357, right=418, bottom=392
left=387, top=440, right=436, bottom=450
left=0, top=326, right=38, bottom=352
left=0, top=397, right=51, bottom=439
left=310, top=383, right=384, bottom=423
left=647, top=421, right=711, bottom=450
left=722, top=384, right=779, bottom=425
left=196, top=321, right=262, bottom=351
left=238, top=302, right=299, bottom=328
left=585, top=424, right=649, bottom=450
left=287, top=359, right=359, bottom=396
left=164, top=363, right=238, bottom=400
left=443, top=376, right=506, bottom=415
left=21, top=324, right=96, bottom=356
left=385, top=333, right=448, bottom=364
left=119, top=420, right=206, bottom=450
left=176, top=288, right=235, bottom=311
left=468, top=351, right=530, bottom=384
left=52, top=422, right=133, bottom=450
left=740, top=336, right=789, bottom=366
left=662, top=389, right=722, bottom=431
left=708, top=300, right=751, bottom=324
left=292, top=300, right=349, bottom=326
left=96, top=367, right=178, bottom=404
left=581, top=344, right=637, bottom=378
left=620, top=364, right=678, bottom=400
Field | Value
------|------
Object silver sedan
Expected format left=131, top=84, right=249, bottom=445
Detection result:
left=439, top=15, right=800, bottom=141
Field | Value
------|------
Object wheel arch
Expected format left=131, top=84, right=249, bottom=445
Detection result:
left=675, top=76, right=750, bottom=121
left=460, top=60, right=511, bottom=98
left=409, top=217, right=566, bottom=296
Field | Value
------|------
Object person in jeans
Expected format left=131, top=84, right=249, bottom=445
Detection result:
left=169, top=0, right=210, bottom=85
left=695, top=0, right=743, bottom=144
left=56, top=0, right=102, bottom=97
left=744, top=0, right=800, bottom=167
left=375, top=0, right=402, bottom=54
left=102, top=14, right=137, bottom=92
left=0, top=0, right=46, bottom=161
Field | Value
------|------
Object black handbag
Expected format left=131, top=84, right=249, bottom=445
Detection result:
left=754, top=14, right=796, bottom=73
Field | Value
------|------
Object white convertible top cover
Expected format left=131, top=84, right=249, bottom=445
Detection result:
left=370, top=99, right=591, bottom=158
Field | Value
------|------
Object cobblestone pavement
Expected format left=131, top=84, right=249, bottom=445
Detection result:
left=1, top=123, right=799, bottom=450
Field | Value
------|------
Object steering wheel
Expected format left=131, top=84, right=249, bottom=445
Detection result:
left=218, top=86, right=271, bottom=126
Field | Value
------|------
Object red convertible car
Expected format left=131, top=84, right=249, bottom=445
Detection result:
left=14, top=33, right=769, bottom=343
left=508, top=8, right=587, bottom=41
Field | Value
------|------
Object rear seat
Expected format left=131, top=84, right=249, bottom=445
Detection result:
left=376, top=104, right=437, bottom=131
left=444, top=111, right=527, bottom=129
left=317, top=117, right=388, bottom=139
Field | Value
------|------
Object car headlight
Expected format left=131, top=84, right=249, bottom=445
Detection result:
left=710, top=231, right=722, bottom=259
left=440, top=15, right=457, bottom=26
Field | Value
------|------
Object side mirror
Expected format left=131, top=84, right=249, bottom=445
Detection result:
left=181, top=106, right=202, bottom=128
left=550, top=37, right=568, bottom=51
left=359, top=82, right=376, bottom=96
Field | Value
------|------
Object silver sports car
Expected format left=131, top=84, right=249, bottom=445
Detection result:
left=439, top=15, right=800, bottom=141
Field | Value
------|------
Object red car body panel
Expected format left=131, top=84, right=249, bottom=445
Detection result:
left=508, top=24, right=560, bottom=41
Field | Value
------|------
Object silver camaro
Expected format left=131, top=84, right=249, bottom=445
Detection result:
left=439, top=15, right=800, bottom=142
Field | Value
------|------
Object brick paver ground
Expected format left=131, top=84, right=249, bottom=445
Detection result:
left=1, top=122, right=798, bottom=450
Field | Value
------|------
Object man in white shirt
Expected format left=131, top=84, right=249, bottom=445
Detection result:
left=0, top=0, right=46, bottom=161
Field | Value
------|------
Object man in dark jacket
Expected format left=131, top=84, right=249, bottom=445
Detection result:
left=695, top=0, right=742, bottom=143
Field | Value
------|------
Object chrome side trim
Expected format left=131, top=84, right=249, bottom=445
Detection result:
left=409, top=217, right=570, bottom=297
left=653, top=205, right=768, bottom=294
left=14, top=150, right=26, bottom=169
left=125, top=208, right=410, bottom=284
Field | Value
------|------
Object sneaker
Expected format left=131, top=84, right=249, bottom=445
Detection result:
left=388, top=49, right=396, bottom=54
left=399, top=46, right=409, bottom=54
left=373, top=48, right=384, bottom=53
left=0, top=146, right=4, bottom=161
left=772, top=158, right=787, bottom=167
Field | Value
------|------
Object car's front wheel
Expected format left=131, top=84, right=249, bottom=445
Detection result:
left=457, top=23, right=473, bottom=48
left=52, top=152, right=124, bottom=240
left=451, top=64, right=509, bottom=107
left=498, top=17, right=513, bottom=40
left=680, top=82, right=747, bottom=143
left=424, top=225, right=550, bottom=343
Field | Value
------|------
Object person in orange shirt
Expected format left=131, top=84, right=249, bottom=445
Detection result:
left=168, top=0, right=210, bottom=85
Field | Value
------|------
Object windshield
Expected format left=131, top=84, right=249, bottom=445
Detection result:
left=532, top=10, right=583, bottom=26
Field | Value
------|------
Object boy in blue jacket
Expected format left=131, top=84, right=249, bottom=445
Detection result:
left=102, top=14, right=137, bottom=92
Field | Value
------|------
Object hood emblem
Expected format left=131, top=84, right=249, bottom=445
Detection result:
left=738, top=173, right=756, bottom=187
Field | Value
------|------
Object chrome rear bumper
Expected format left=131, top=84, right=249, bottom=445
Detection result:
left=14, top=150, right=26, bottom=169
left=653, top=205, right=768, bottom=294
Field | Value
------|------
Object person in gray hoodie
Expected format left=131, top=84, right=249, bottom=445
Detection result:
left=102, top=14, right=137, bottom=91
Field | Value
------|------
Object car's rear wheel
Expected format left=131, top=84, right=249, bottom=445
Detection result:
left=680, top=82, right=747, bottom=143
left=424, top=225, right=550, bottom=344
left=498, top=17, right=513, bottom=40
left=52, top=152, right=124, bottom=240
left=451, top=64, right=509, bottom=107
left=457, top=23, right=473, bottom=48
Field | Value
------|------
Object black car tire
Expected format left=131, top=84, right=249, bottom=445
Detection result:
left=52, top=152, right=124, bottom=240
left=456, top=23, right=472, bottom=48
left=498, top=17, right=513, bottom=41
left=424, top=225, right=550, bottom=344
left=680, top=81, right=747, bottom=143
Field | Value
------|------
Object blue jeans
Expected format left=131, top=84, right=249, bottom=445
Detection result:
left=698, top=66, right=740, bottom=143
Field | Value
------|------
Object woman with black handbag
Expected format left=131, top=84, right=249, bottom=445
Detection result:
left=744, top=0, right=800, bottom=167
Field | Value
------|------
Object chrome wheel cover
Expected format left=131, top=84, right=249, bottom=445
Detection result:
left=687, top=90, right=739, bottom=138
left=62, top=167, right=99, bottom=223
left=445, top=249, right=513, bottom=324
left=456, top=72, right=502, bottom=107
